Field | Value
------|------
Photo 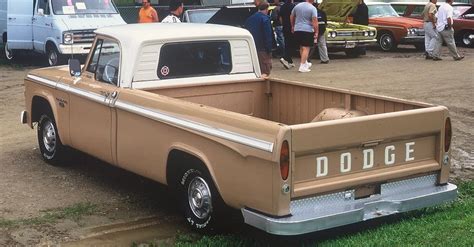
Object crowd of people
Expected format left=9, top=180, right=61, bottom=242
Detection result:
left=136, top=0, right=465, bottom=78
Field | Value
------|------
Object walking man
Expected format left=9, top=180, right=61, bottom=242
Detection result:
left=422, top=0, right=438, bottom=59
left=316, top=2, right=329, bottom=64
left=271, top=0, right=285, bottom=58
left=279, top=0, right=296, bottom=69
left=291, top=0, right=319, bottom=72
left=138, top=0, right=159, bottom=23
left=245, top=1, right=273, bottom=78
left=432, top=0, right=464, bottom=61
left=161, top=0, right=183, bottom=23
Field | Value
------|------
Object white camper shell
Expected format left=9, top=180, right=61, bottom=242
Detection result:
left=2, top=0, right=125, bottom=66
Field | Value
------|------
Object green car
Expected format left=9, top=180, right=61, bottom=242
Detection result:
left=319, top=0, right=377, bottom=57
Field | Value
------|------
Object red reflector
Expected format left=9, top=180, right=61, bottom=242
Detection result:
left=444, top=117, right=452, bottom=152
left=280, top=141, right=289, bottom=180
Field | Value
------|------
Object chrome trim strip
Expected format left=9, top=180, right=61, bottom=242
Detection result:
left=67, top=86, right=107, bottom=105
left=370, top=25, right=405, bottom=30
left=327, top=39, right=377, bottom=44
left=115, top=100, right=274, bottom=153
left=26, top=74, right=57, bottom=88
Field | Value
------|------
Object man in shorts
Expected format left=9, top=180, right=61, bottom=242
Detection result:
left=290, top=0, right=318, bottom=72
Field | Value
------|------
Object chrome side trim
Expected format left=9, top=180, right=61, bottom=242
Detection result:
left=115, top=100, right=274, bottom=153
left=67, top=86, right=108, bottom=105
left=242, top=174, right=457, bottom=235
left=27, top=74, right=57, bottom=88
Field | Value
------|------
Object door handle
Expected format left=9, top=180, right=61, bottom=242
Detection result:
left=110, top=91, right=118, bottom=99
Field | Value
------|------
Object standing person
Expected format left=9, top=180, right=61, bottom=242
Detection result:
left=311, top=1, right=329, bottom=64
left=138, top=0, right=159, bottom=23
left=432, top=0, right=464, bottom=61
left=422, top=0, right=438, bottom=59
left=161, top=0, right=183, bottom=23
left=279, top=0, right=296, bottom=69
left=245, top=1, right=273, bottom=78
left=291, top=0, right=319, bottom=73
left=351, top=0, right=368, bottom=55
left=271, top=0, right=285, bottom=59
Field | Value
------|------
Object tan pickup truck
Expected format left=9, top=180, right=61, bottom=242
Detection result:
left=21, top=23, right=457, bottom=235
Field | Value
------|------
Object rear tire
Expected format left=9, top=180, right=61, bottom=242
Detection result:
left=4, top=41, right=14, bottom=60
left=37, top=113, right=67, bottom=165
left=179, top=167, right=224, bottom=232
left=461, top=31, right=473, bottom=47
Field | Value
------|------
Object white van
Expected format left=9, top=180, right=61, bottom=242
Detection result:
left=2, top=0, right=125, bottom=66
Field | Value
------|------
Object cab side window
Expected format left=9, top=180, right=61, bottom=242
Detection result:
left=86, top=39, right=121, bottom=86
left=37, top=0, right=50, bottom=15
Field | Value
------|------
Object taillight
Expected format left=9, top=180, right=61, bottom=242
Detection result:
left=280, top=141, right=289, bottom=180
left=444, top=117, right=452, bottom=152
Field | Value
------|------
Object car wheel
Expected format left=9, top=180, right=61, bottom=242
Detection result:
left=180, top=167, right=221, bottom=231
left=47, top=45, right=64, bottom=66
left=37, top=113, right=66, bottom=165
left=461, top=31, right=473, bottom=47
left=378, top=33, right=397, bottom=51
left=4, top=41, right=14, bottom=60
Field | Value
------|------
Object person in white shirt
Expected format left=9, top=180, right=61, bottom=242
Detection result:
left=161, top=0, right=183, bottom=23
left=432, top=0, right=464, bottom=61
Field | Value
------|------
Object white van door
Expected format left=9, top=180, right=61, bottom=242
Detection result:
left=7, top=0, right=33, bottom=49
left=32, top=0, right=52, bottom=53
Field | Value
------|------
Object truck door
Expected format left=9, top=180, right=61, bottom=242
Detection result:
left=68, top=38, right=121, bottom=165
left=7, top=0, right=33, bottom=49
left=32, top=0, right=52, bottom=53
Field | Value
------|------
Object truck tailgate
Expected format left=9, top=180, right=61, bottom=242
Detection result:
left=290, top=106, right=447, bottom=198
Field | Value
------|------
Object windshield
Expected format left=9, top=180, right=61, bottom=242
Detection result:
left=52, top=0, right=118, bottom=15
left=368, top=4, right=400, bottom=18
left=453, top=6, right=471, bottom=18
left=187, top=9, right=218, bottom=23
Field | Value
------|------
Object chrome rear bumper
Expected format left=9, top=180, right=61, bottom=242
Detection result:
left=242, top=174, right=457, bottom=235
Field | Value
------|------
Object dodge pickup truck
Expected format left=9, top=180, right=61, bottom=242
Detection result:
left=21, top=23, right=457, bottom=235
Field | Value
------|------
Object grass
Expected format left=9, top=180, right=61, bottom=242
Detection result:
left=0, top=202, right=97, bottom=228
left=172, top=180, right=474, bottom=247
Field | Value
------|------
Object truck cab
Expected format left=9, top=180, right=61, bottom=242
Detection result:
left=3, top=0, right=125, bottom=66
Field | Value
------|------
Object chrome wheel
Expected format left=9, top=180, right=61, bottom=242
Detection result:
left=42, top=119, right=56, bottom=152
left=187, top=176, right=212, bottom=220
left=5, top=42, right=13, bottom=60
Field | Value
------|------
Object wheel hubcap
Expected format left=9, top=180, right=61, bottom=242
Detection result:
left=381, top=35, right=392, bottom=50
left=42, top=120, right=56, bottom=152
left=462, top=33, right=473, bottom=46
left=188, top=176, right=212, bottom=219
left=49, top=50, right=57, bottom=66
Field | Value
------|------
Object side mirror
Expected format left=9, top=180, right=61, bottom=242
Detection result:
left=38, top=8, right=44, bottom=16
left=68, top=59, right=81, bottom=77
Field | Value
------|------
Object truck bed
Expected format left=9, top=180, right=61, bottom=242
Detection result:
left=143, top=78, right=427, bottom=125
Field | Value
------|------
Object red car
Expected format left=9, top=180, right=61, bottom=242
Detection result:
left=391, top=2, right=474, bottom=47
left=367, top=2, right=425, bottom=51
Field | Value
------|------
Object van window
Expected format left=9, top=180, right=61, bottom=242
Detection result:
left=157, top=41, right=232, bottom=79
left=86, top=39, right=120, bottom=86
left=52, top=0, right=118, bottom=15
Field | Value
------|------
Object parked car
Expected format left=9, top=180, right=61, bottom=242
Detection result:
left=319, top=0, right=378, bottom=57
left=1, top=0, right=126, bottom=66
left=21, top=23, right=457, bottom=235
left=367, top=2, right=425, bottom=51
left=390, top=2, right=474, bottom=47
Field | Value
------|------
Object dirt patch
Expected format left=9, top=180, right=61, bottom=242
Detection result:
left=0, top=45, right=473, bottom=245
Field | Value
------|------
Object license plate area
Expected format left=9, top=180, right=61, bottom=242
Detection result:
left=345, top=41, right=356, bottom=48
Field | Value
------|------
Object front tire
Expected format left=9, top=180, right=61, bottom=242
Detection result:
left=461, top=31, right=473, bottom=47
left=378, top=33, right=397, bottom=51
left=37, top=113, right=66, bottom=165
left=180, top=168, right=222, bottom=231
left=47, top=45, right=65, bottom=66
